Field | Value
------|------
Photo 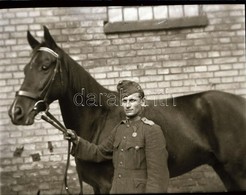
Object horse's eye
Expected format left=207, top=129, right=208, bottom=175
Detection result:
left=41, top=65, right=49, bottom=71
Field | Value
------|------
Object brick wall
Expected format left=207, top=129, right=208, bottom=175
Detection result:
left=0, top=5, right=245, bottom=194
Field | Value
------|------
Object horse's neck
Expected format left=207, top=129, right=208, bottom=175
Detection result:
left=65, top=54, right=114, bottom=104
left=59, top=98, right=105, bottom=140
left=59, top=55, right=119, bottom=141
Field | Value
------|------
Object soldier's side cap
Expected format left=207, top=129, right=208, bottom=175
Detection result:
left=117, top=80, right=144, bottom=98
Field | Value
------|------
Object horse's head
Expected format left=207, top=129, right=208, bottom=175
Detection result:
left=9, top=26, right=67, bottom=125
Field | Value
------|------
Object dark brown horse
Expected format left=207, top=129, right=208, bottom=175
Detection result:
left=9, top=26, right=246, bottom=193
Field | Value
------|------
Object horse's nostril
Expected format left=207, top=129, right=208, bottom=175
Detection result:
left=14, top=106, right=24, bottom=120
left=9, top=104, right=25, bottom=124
left=14, top=106, right=22, bottom=116
left=15, top=106, right=21, bottom=114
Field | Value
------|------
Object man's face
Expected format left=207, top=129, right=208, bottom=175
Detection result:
left=121, top=93, right=144, bottom=118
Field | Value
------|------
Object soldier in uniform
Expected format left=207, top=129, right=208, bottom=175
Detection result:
left=65, top=80, right=169, bottom=193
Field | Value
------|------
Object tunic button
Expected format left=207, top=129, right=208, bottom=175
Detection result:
left=123, top=136, right=126, bottom=139
left=119, top=161, right=123, bottom=165
left=118, top=174, right=122, bottom=178
left=120, top=148, right=124, bottom=152
left=126, top=124, right=130, bottom=127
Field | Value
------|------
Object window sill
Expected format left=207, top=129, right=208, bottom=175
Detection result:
left=104, top=15, right=208, bottom=34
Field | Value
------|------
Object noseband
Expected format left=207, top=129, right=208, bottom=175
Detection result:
left=16, top=47, right=62, bottom=112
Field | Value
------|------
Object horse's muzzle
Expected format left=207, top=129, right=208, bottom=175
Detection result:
left=8, top=98, right=36, bottom=125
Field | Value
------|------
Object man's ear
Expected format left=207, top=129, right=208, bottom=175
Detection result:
left=141, top=97, right=147, bottom=107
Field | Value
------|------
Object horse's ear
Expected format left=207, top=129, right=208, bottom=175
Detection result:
left=27, top=30, right=40, bottom=49
left=43, top=26, right=57, bottom=48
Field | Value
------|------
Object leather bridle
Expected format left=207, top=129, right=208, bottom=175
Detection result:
left=15, top=47, right=72, bottom=195
left=16, top=47, right=62, bottom=111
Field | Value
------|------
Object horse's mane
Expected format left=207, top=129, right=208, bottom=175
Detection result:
left=56, top=44, right=119, bottom=108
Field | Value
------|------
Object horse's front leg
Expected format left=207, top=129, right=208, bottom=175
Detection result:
left=93, top=186, right=111, bottom=194
left=92, top=186, right=100, bottom=194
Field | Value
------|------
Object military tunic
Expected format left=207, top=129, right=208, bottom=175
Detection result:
left=71, top=117, right=169, bottom=194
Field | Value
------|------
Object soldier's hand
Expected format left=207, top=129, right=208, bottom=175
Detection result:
left=64, top=129, right=79, bottom=144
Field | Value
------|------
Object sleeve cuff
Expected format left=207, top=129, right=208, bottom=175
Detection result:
left=70, top=137, right=81, bottom=156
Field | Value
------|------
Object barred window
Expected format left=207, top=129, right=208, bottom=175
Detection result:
left=104, top=5, right=207, bottom=33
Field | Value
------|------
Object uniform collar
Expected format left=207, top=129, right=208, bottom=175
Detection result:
left=121, top=116, right=141, bottom=125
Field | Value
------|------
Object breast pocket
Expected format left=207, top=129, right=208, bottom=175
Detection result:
left=134, top=178, right=146, bottom=193
left=125, top=141, right=145, bottom=169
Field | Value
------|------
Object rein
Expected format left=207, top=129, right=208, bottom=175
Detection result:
left=15, top=47, right=72, bottom=195
left=39, top=105, right=72, bottom=195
